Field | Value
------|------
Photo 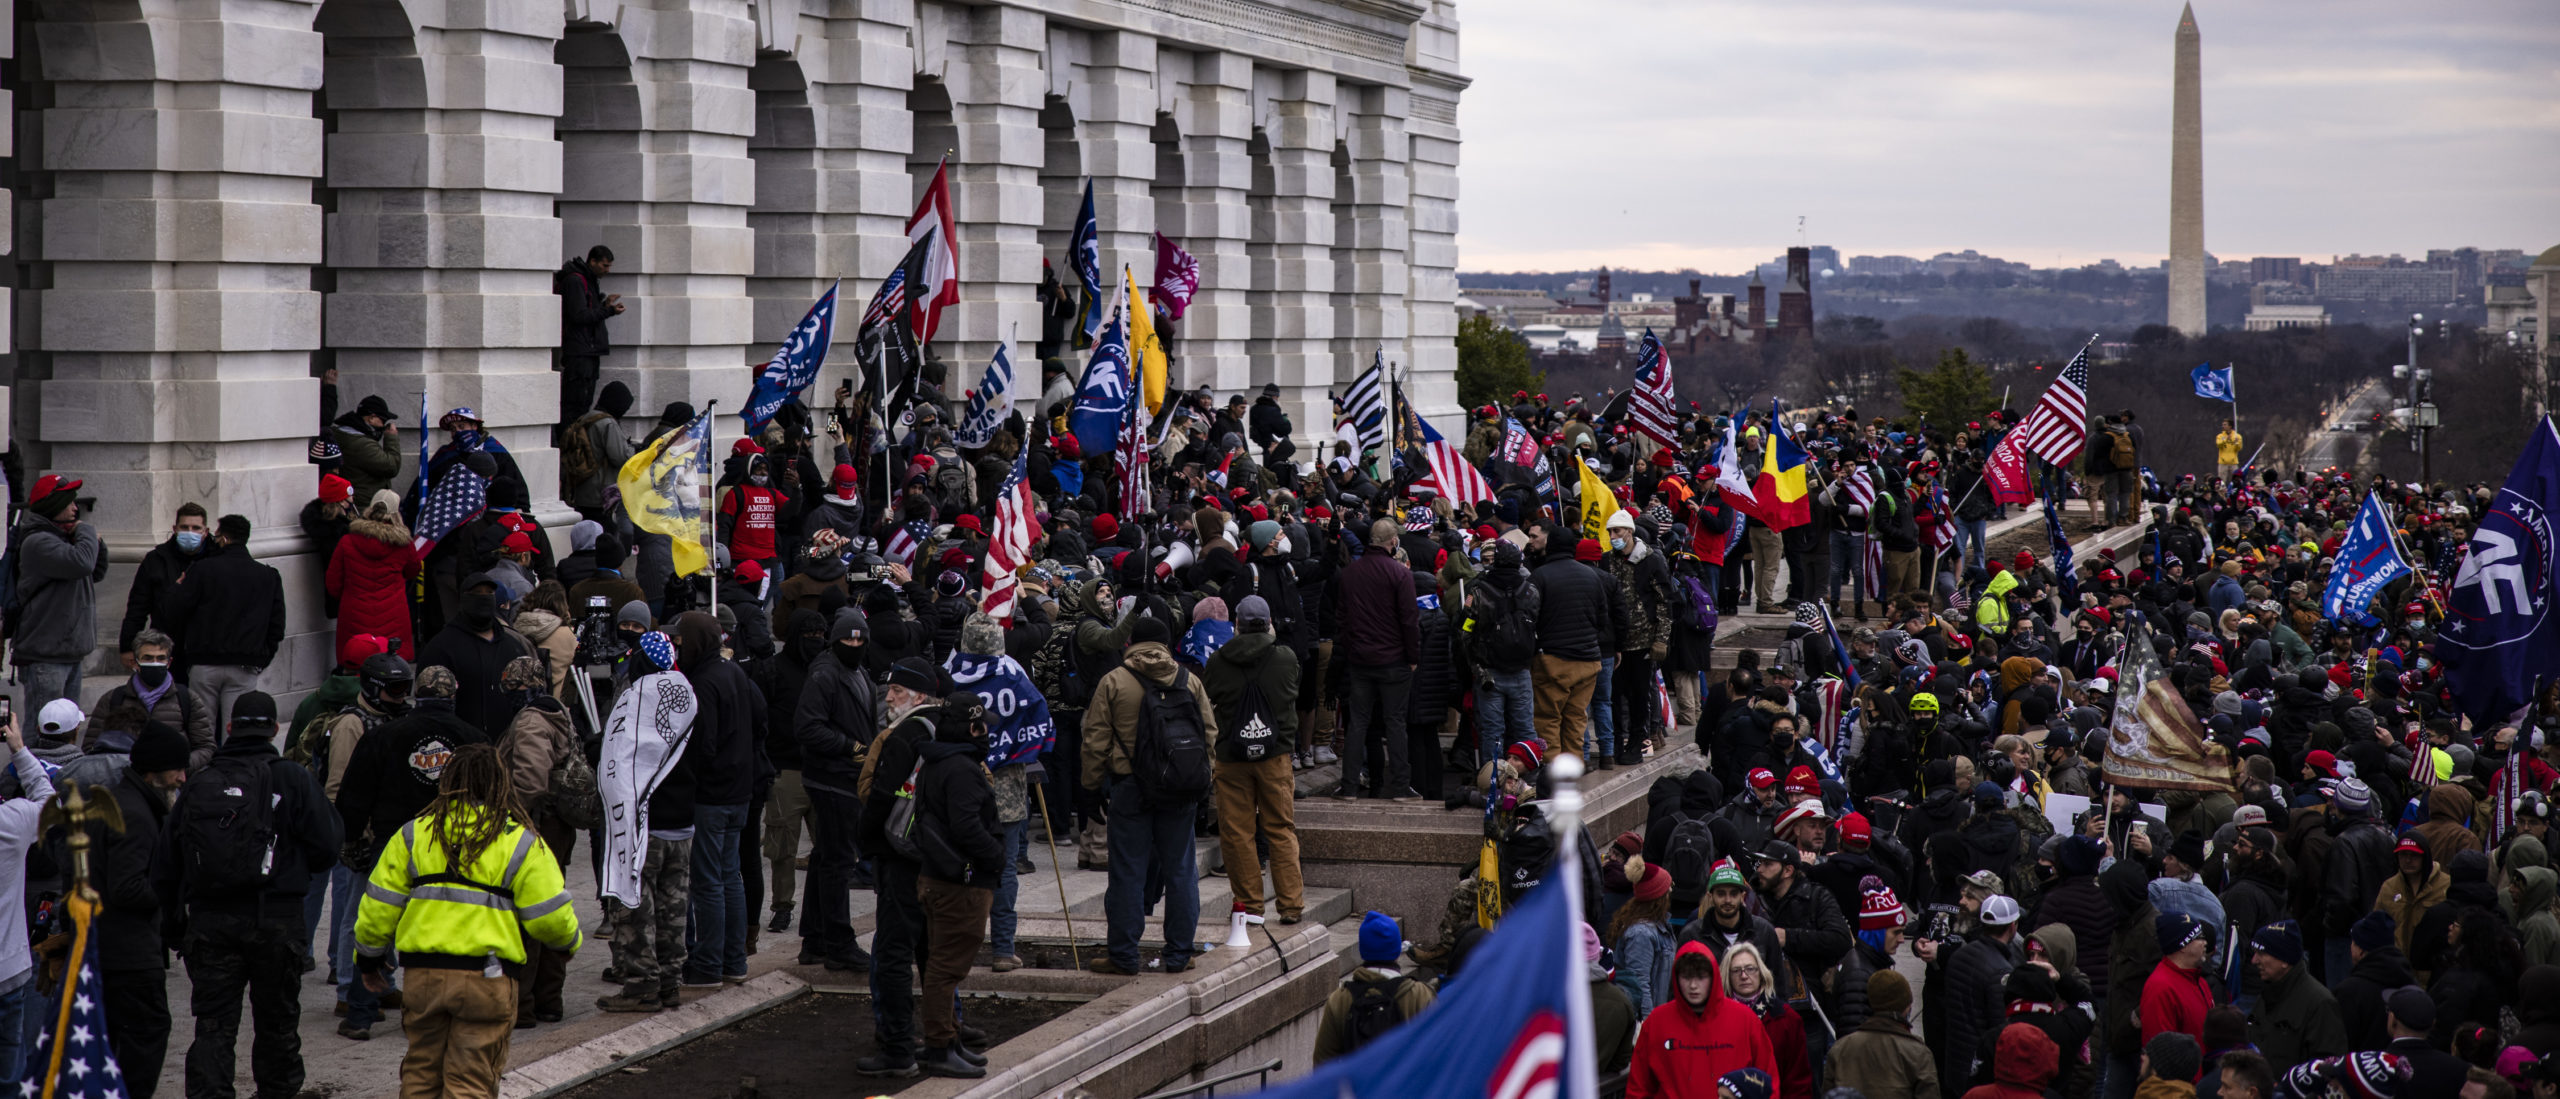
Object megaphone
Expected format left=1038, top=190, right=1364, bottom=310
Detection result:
left=1222, top=902, right=1265, bottom=950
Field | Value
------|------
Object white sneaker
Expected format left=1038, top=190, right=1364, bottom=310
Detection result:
left=1313, top=746, right=1339, bottom=765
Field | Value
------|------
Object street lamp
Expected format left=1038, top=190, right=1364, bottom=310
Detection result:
left=2414, top=401, right=2440, bottom=485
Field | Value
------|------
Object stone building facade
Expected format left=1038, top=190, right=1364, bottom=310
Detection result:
left=0, top=0, right=1466, bottom=700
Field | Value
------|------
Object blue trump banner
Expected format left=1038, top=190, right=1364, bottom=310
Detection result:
left=2191, top=362, right=2235, bottom=402
left=1068, top=311, right=1132, bottom=458
left=2438, top=418, right=2560, bottom=725
left=953, top=344, right=1017, bottom=448
left=742, top=280, right=839, bottom=434
left=944, top=651, right=1054, bottom=768
left=2323, top=491, right=2412, bottom=623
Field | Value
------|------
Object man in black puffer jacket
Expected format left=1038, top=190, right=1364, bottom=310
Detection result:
left=675, top=611, right=767, bottom=988
left=2026, top=834, right=2119, bottom=1002
left=2321, top=779, right=2394, bottom=973
left=751, top=610, right=824, bottom=931
left=912, top=694, right=1000, bottom=1078
left=793, top=609, right=879, bottom=969
left=1403, top=572, right=1457, bottom=800
left=1528, top=520, right=1611, bottom=760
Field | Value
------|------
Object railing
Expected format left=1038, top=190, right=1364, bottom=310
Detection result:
left=1129, top=1058, right=1286, bottom=1099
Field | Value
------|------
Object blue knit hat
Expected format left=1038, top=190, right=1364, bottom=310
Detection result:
left=2351, top=909, right=2398, bottom=952
left=2156, top=912, right=2207, bottom=954
left=2250, top=919, right=2304, bottom=966
left=1359, top=911, right=1402, bottom=965
left=1718, top=1068, right=1773, bottom=1099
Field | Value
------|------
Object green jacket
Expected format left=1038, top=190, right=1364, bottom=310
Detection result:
left=1590, top=970, right=1636, bottom=1075
left=2245, top=960, right=2347, bottom=1071
left=335, top=420, right=403, bottom=502
left=2515, top=865, right=2560, bottom=967
left=1203, top=629, right=1299, bottom=757
left=290, top=671, right=361, bottom=755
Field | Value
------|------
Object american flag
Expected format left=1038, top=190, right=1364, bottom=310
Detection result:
left=1114, top=392, right=1148, bottom=521
left=1861, top=534, right=1885, bottom=604
left=884, top=519, right=930, bottom=569
left=413, top=465, right=487, bottom=555
left=981, top=448, right=1042, bottom=624
left=1416, top=417, right=1495, bottom=504
left=1926, top=482, right=1957, bottom=553
left=2011, top=345, right=2094, bottom=465
left=1627, top=328, right=1677, bottom=448
left=19, top=943, right=121, bottom=1099
left=1818, top=601, right=1862, bottom=690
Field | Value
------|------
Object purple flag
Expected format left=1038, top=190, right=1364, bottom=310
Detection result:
left=1152, top=233, right=1198, bottom=321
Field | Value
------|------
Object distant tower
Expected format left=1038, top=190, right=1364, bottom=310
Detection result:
left=1596, top=267, right=1613, bottom=307
left=1777, top=246, right=1814, bottom=338
left=1746, top=270, right=1767, bottom=333
left=2168, top=3, right=2206, bottom=336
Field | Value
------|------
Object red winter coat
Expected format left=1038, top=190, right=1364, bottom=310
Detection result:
left=327, top=516, right=420, bottom=658
left=1961, top=1022, right=2059, bottom=1099
left=1748, top=996, right=1815, bottom=1099
left=1628, top=941, right=1779, bottom=1099
left=2139, top=958, right=2214, bottom=1048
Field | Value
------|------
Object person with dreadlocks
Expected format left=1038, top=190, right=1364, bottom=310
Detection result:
left=355, top=742, right=583, bottom=1096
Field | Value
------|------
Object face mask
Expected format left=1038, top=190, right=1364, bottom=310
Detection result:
left=174, top=531, right=204, bottom=552
left=136, top=662, right=171, bottom=688
left=1275, top=536, right=1291, bottom=556
left=1610, top=535, right=1628, bottom=553
left=750, top=473, right=770, bottom=487
left=461, top=592, right=498, bottom=629
left=834, top=640, right=865, bottom=665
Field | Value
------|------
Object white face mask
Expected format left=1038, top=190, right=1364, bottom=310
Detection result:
left=1274, top=536, right=1291, bottom=556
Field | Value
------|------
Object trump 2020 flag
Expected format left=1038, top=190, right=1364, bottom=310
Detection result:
left=1246, top=822, right=1595, bottom=1099
left=2323, top=491, right=2412, bottom=623
left=742, top=280, right=840, bottom=435
left=2191, top=362, right=2236, bottom=402
left=953, top=344, right=1017, bottom=448
left=1068, top=311, right=1133, bottom=458
left=2438, top=417, right=2560, bottom=725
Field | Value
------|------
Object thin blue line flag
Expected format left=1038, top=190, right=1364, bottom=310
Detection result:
left=2436, top=418, right=2560, bottom=724
left=2191, top=362, right=2235, bottom=402
left=2322, top=491, right=2412, bottom=624
left=742, top=280, right=840, bottom=435
left=1068, top=311, right=1132, bottom=459
left=1070, top=179, right=1104, bottom=343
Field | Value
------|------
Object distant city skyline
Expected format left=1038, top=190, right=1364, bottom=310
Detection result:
left=1453, top=0, right=2560, bottom=274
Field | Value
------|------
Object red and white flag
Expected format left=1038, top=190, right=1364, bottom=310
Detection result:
left=981, top=448, right=1043, bottom=624
left=1418, top=418, right=1495, bottom=504
left=907, top=158, right=960, bottom=344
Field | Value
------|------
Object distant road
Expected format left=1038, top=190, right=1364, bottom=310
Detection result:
left=2300, top=378, right=2392, bottom=472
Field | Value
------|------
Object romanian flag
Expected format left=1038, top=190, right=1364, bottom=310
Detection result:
left=1126, top=267, right=1168, bottom=415
left=1738, top=401, right=1811, bottom=530
left=1577, top=456, right=1621, bottom=540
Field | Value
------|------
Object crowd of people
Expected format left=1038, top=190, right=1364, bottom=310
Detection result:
left=0, top=245, right=2546, bottom=1099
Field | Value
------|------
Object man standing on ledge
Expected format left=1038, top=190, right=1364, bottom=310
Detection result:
left=556, top=244, right=625, bottom=423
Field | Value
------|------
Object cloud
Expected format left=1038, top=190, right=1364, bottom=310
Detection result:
left=1451, top=0, right=2560, bottom=272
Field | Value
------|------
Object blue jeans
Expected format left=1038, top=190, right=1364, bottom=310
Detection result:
left=1587, top=656, right=1617, bottom=759
left=989, top=819, right=1029, bottom=958
left=1478, top=669, right=1534, bottom=772
left=15, top=663, right=79, bottom=720
left=330, top=864, right=383, bottom=1028
left=688, top=803, right=750, bottom=980
left=1104, top=780, right=1199, bottom=971
left=0, top=980, right=29, bottom=1083
left=1955, top=516, right=1988, bottom=571
left=1827, top=529, right=1865, bottom=607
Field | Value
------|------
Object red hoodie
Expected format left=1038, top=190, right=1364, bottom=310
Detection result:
left=1627, top=941, right=1779, bottom=1099
left=1961, top=1022, right=2059, bottom=1099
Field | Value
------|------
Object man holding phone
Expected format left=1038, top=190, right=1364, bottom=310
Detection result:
left=556, top=244, right=626, bottom=422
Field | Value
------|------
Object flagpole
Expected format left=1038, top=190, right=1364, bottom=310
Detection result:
left=703, top=399, right=720, bottom=611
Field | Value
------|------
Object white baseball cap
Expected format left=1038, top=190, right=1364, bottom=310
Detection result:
left=1980, top=894, right=2022, bottom=927
left=37, top=698, right=84, bottom=738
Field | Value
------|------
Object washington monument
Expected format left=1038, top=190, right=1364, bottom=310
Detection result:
left=2168, top=3, right=2206, bottom=336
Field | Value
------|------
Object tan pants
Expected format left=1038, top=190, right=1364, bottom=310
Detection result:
left=1532, top=654, right=1601, bottom=758
left=1672, top=670, right=1702, bottom=736
left=1213, top=754, right=1305, bottom=917
left=916, top=877, right=993, bottom=1048
left=1749, top=526, right=1787, bottom=609
left=1883, top=549, right=1922, bottom=604
left=764, top=769, right=811, bottom=910
left=399, top=968, right=518, bottom=1099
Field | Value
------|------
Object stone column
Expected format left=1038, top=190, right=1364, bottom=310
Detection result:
left=1407, top=71, right=1466, bottom=427
left=1080, top=30, right=1157, bottom=365
left=935, top=6, right=1043, bottom=375
left=26, top=0, right=326, bottom=673
left=1340, top=84, right=1411, bottom=402
left=1258, top=71, right=1338, bottom=443
left=557, top=2, right=759, bottom=428
left=1169, top=51, right=1252, bottom=397
left=749, top=3, right=917, bottom=393
left=323, top=4, right=567, bottom=509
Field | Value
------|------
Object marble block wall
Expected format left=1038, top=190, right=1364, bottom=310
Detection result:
left=6, top=0, right=1462, bottom=706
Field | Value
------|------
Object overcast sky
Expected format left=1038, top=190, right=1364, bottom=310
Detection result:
left=1451, top=0, right=2560, bottom=275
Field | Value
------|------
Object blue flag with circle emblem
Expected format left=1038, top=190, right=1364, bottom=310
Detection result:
left=741, top=280, right=839, bottom=435
left=2437, top=418, right=2560, bottom=724
left=2191, top=362, right=2235, bottom=402
left=1068, top=312, right=1132, bottom=459
left=2322, top=491, right=2412, bottom=624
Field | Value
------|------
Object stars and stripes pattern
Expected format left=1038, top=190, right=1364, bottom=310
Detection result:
left=1115, top=392, right=1149, bottom=522
left=884, top=519, right=930, bottom=569
left=859, top=264, right=910, bottom=333
left=981, top=448, right=1043, bottom=625
left=1627, top=328, right=1677, bottom=448
left=1417, top=417, right=1496, bottom=504
left=1926, top=483, right=1957, bottom=553
left=19, top=951, right=120, bottom=1099
left=2011, top=346, right=2094, bottom=465
left=1335, top=352, right=1389, bottom=462
left=1861, top=534, right=1885, bottom=604
left=413, top=464, right=487, bottom=556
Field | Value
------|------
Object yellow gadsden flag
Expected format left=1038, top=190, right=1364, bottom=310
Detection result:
left=1127, top=266, right=1167, bottom=415
left=618, top=410, right=713, bottom=577
left=1577, top=456, right=1622, bottom=541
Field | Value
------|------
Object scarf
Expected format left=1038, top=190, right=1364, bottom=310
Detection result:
left=134, top=672, right=173, bottom=713
left=597, top=669, right=699, bottom=906
left=943, top=651, right=1056, bottom=768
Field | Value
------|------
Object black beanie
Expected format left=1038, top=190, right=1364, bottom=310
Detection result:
left=130, top=721, right=191, bottom=774
left=1130, top=616, right=1171, bottom=647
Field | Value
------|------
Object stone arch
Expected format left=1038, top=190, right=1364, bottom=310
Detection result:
left=1036, top=94, right=1082, bottom=283
left=909, top=77, right=958, bottom=196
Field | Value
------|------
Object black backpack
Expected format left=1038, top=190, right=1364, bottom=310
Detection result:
left=1341, top=975, right=1413, bottom=1054
left=1476, top=584, right=1538, bottom=672
left=1216, top=674, right=1281, bottom=763
left=176, top=753, right=281, bottom=898
left=1663, top=813, right=1718, bottom=897
left=1123, top=666, right=1213, bottom=809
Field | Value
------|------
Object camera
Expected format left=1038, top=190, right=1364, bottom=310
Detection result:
left=573, top=594, right=630, bottom=667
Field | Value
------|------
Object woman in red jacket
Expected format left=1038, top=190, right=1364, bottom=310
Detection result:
left=1628, top=940, right=1779, bottom=1099
left=327, top=488, right=421, bottom=658
left=1721, top=942, right=1814, bottom=1099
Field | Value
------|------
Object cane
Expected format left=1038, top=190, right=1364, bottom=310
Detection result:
left=1033, top=783, right=1081, bottom=970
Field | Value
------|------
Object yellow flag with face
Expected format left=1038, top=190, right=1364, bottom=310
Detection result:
left=1578, top=456, right=1621, bottom=541
left=1127, top=267, right=1168, bottom=416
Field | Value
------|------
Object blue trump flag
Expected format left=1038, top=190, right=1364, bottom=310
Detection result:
left=1068, top=312, right=1132, bottom=458
left=1069, top=179, right=1104, bottom=343
left=2191, top=362, right=2235, bottom=402
left=1248, top=814, right=1595, bottom=1099
left=953, top=344, right=1017, bottom=448
left=2437, top=418, right=2560, bottom=724
left=944, top=650, right=1054, bottom=768
left=742, top=280, right=840, bottom=434
left=2322, top=491, right=2412, bottom=623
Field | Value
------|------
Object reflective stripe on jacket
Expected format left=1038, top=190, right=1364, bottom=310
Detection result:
left=355, top=806, right=581, bottom=974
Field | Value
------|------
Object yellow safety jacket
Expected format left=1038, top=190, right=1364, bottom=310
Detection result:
left=1975, top=570, right=2018, bottom=636
left=355, top=805, right=581, bottom=977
